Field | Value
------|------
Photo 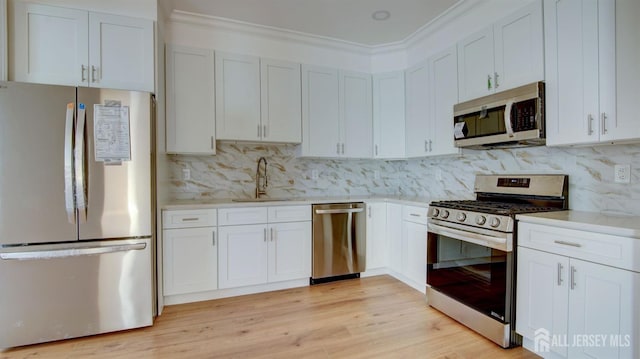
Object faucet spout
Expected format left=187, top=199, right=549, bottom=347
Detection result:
left=255, top=157, right=268, bottom=199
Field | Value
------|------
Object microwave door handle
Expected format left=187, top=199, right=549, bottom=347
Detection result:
left=504, top=100, right=515, bottom=138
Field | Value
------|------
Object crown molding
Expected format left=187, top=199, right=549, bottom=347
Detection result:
left=168, top=1, right=481, bottom=57
left=169, top=10, right=374, bottom=56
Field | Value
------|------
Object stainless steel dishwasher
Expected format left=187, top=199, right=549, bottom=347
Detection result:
left=311, top=202, right=366, bottom=284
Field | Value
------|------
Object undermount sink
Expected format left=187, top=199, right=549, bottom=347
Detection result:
left=231, top=198, right=294, bottom=202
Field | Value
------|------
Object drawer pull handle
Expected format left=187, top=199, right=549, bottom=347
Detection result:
left=554, top=240, right=582, bottom=248
left=410, top=213, right=421, bottom=217
left=181, top=217, right=199, bottom=222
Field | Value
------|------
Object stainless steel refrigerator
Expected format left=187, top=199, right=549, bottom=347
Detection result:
left=0, top=81, right=154, bottom=348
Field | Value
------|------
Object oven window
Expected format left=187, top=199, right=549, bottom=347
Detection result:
left=427, top=232, right=511, bottom=322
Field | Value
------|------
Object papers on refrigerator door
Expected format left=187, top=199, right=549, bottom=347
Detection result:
left=93, top=104, right=131, bottom=164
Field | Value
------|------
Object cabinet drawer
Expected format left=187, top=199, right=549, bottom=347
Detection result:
left=268, top=205, right=311, bottom=223
left=163, top=209, right=217, bottom=229
left=218, top=207, right=268, bottom=226
left=518, top=222, right=640, bottom=272
left=402, top=205, right=428, bottom=225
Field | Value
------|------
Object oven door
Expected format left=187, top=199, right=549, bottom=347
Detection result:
left=426, top=223, right=514, bottom=323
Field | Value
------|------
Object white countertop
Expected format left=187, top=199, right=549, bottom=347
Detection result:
left=163, top=195, right=435, bottom=211
left=516, top=210, right=640, bottom=238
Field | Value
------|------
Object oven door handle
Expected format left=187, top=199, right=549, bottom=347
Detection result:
left=428, top=223, right=511, bottom=252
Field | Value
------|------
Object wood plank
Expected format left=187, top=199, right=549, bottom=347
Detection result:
left=0, top=275, right=539, bottom=358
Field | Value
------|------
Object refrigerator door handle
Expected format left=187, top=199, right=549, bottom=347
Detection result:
left=75, top=103, right=88, bottom=222
left=64, top=103, right=76, bottom=224
left=0, top=242, right=147, bottom=260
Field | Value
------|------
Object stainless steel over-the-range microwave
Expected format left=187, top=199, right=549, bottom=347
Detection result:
left=453, top=82, right=545, bottom=149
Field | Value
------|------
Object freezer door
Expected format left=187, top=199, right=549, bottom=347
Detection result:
left=0, top=82, right=78, bottom=246
left=77, top=88, right=152, bottom=240
left=0, top=238, right=152, bottom=348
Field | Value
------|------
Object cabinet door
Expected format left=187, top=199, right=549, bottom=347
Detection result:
left=88, top=12, right=153, bottom=91
left=218, top=224, right=268, bottom=288
left=457, top=26, right=494, bottom=101
left=301, top=65, right=340, bottom=157
left=516, top=247, right=569, bottom=358
left=163, top=227, right=217, bottom=295
left=386, top=203, right=403, bottom=274
left=544, top=0, right=601, bottom=146
left=428, top=47, right=459, bottom=157
left=568, top=258, right=638, bottom=359
left=215, top=52, right=261, bottom=141
left=372, top=72, right=405, bottom=159
left=13, top=3, right=88, bottom=86
left=260, top=58, right=302, bottom=143
left=340, top=70, right=372, bottom=158
left=165, top=45, right=215, bottom=154
left=268, top=222, right=311, bottom=282
left=365, top=202, right=388, bottom=270
left=493, top=0, right=544, bottom=92
left=404, top=61, right=429, bottom=158
left=402, top=221, right=427, bottom=288
left=605, top=0, right=640, bottom=142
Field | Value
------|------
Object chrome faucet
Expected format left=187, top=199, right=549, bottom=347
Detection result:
left=255, top=157, right=268, bottom=198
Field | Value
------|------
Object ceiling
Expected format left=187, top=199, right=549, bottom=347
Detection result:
left=159, top=0, right=461, bottom=46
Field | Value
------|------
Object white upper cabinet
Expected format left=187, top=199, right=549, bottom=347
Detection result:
left=260, top=58, right=302, bottom=143
left=457, top=0, right=543, bottom=101
left=372, top=72, right=405, bottom=159
left=340, top=70, right=372, bottom=158
left=13, top=3, right=87, bottom=87
left=165, top=45, right=215, bottom=154
left=215, top=52, right=261, bottom=141
left=301, top=64, right=340, bottom=157
left=13, top=2, right=153, bottom=91
left=88, top=12, right=154, bottom=91
left=301, top=65, right=372, bottom=158
left=216, top=53, right=302, bottom=143
left=405, top=61, right=430, bottom=158
left=546, top=0, right=640, bottom=146
left=405, top=48, right=459, bottom=158
left=428, top=46, right=459, bottom=157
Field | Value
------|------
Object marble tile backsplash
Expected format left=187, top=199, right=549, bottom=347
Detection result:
left=168, top=142, right=640, bottom=216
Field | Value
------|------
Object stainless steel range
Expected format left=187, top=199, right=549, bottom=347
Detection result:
left=426, top=174, right=568, bottom=348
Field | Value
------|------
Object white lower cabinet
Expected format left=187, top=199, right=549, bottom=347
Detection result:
left=162, top=209, right=218, bottom=296
left=163, top=227, right=217, bottom=295
left=400, top=205, right=428, bottom=291
left=516, top=221, right=640, bottom=359
left=218, top=224, right=268, bottom=288
left=218, top=205, right=311, bottom=289
left=365, top=202, right=388, bottom=270
left=386, top=203, right=403, bottom=274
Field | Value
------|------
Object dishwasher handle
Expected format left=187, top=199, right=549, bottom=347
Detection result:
left=315, top=208, right=364, bottom=215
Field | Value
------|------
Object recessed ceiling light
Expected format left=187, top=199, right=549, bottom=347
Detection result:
left=372, top=10, right=391, bottom=21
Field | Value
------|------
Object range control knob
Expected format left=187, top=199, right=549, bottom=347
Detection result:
left=431, top=208, right=440, bottom=217
left=456, top=212, right=467, bottom=222
left=489, top=217, right=501, bottom=228
left=441, top=210, right=450, bottom=219
left=475, top=215, right=487, bottom=225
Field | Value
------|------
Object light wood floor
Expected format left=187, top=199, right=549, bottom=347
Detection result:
left=1, top=275, right=539, bottom=358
